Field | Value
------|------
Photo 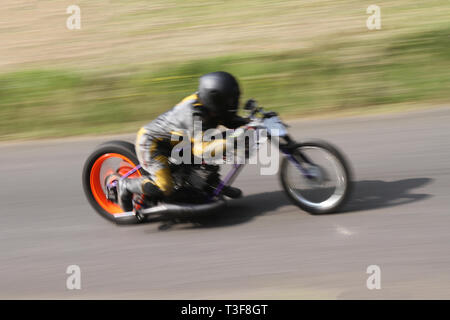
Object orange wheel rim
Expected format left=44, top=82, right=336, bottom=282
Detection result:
left=90, top=153, right=141, bottom=214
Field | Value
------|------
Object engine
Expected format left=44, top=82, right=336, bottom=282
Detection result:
left=170, top=164, right=220, bottom=203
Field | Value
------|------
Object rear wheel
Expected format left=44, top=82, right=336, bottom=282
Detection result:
left=82, top=141, right=145, bottom=224
left=280, top=141, right=352, bottom=214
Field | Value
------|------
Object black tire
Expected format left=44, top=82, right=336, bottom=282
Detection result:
left=82, top=140, right=145, bottom=224
left=279, top=140, right=352, bottom=214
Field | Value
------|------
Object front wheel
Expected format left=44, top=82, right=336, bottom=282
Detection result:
left=280, top=141, right=352, bottom=214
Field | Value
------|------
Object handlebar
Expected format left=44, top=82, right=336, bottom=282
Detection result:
left=243, top=99, right=289, bottom=128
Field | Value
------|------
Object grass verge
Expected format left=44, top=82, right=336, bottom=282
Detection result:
left=0, top=27, right=448, bottom=140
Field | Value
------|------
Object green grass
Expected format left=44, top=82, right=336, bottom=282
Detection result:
left=0, top=26, right=449, bottom=140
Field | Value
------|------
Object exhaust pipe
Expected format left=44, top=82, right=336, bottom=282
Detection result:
left=138, top=199, right=227, bottom=218
left=112, top=200, right=227, bottom=223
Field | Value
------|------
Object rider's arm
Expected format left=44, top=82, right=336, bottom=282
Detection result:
left=190, top=109, right=249, bottom=159
left=191, top=111, right=227, bottom=159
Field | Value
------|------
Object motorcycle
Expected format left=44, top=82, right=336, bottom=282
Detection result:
left=82, top=100, right=352, bottom=224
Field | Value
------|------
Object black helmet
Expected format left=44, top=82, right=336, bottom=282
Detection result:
left=198, top=71, right=241, bottom=117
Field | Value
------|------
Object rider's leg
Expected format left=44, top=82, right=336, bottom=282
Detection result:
left=136, top=128, right=174, bottom=197
left=117, top=129, right=173, bottom=211
left=142, top=157, right=174, bottom=197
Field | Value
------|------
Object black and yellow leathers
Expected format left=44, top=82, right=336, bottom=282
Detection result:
left=117, top=93, right=248, bottom=210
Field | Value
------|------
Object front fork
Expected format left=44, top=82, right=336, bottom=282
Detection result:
left=280, top=135, right=317, bottom=179
left=210, top=134, right=315, bottom=200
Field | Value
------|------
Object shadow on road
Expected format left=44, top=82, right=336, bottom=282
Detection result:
left=342, top=177, right=432, bottom=213
left=152, top=177, right=432, bottom=230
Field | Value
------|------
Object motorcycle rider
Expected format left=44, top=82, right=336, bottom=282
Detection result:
left=115, top=71, right=250, bottom=211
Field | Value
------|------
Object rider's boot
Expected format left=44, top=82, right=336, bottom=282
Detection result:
left=116, top=178, right=138, bottom=212
left=117, top=178, right=164, bottom=211
left=205, top=165, right=243, bottom=199
left=221, top=185, right=243, bottom=199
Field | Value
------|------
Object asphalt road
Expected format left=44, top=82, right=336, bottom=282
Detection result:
left=1, top=107, right=450, bottom=299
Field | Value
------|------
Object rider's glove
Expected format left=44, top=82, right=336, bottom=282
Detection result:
left=222, top=114, right=250, bottom=129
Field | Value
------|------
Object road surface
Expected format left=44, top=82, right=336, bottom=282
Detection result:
left=1, top=107, right=449, bottom=299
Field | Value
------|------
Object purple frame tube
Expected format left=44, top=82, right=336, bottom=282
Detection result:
left=211, top=163, right=243, bottom=198
left=108, top=164, right=142, bottom=188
